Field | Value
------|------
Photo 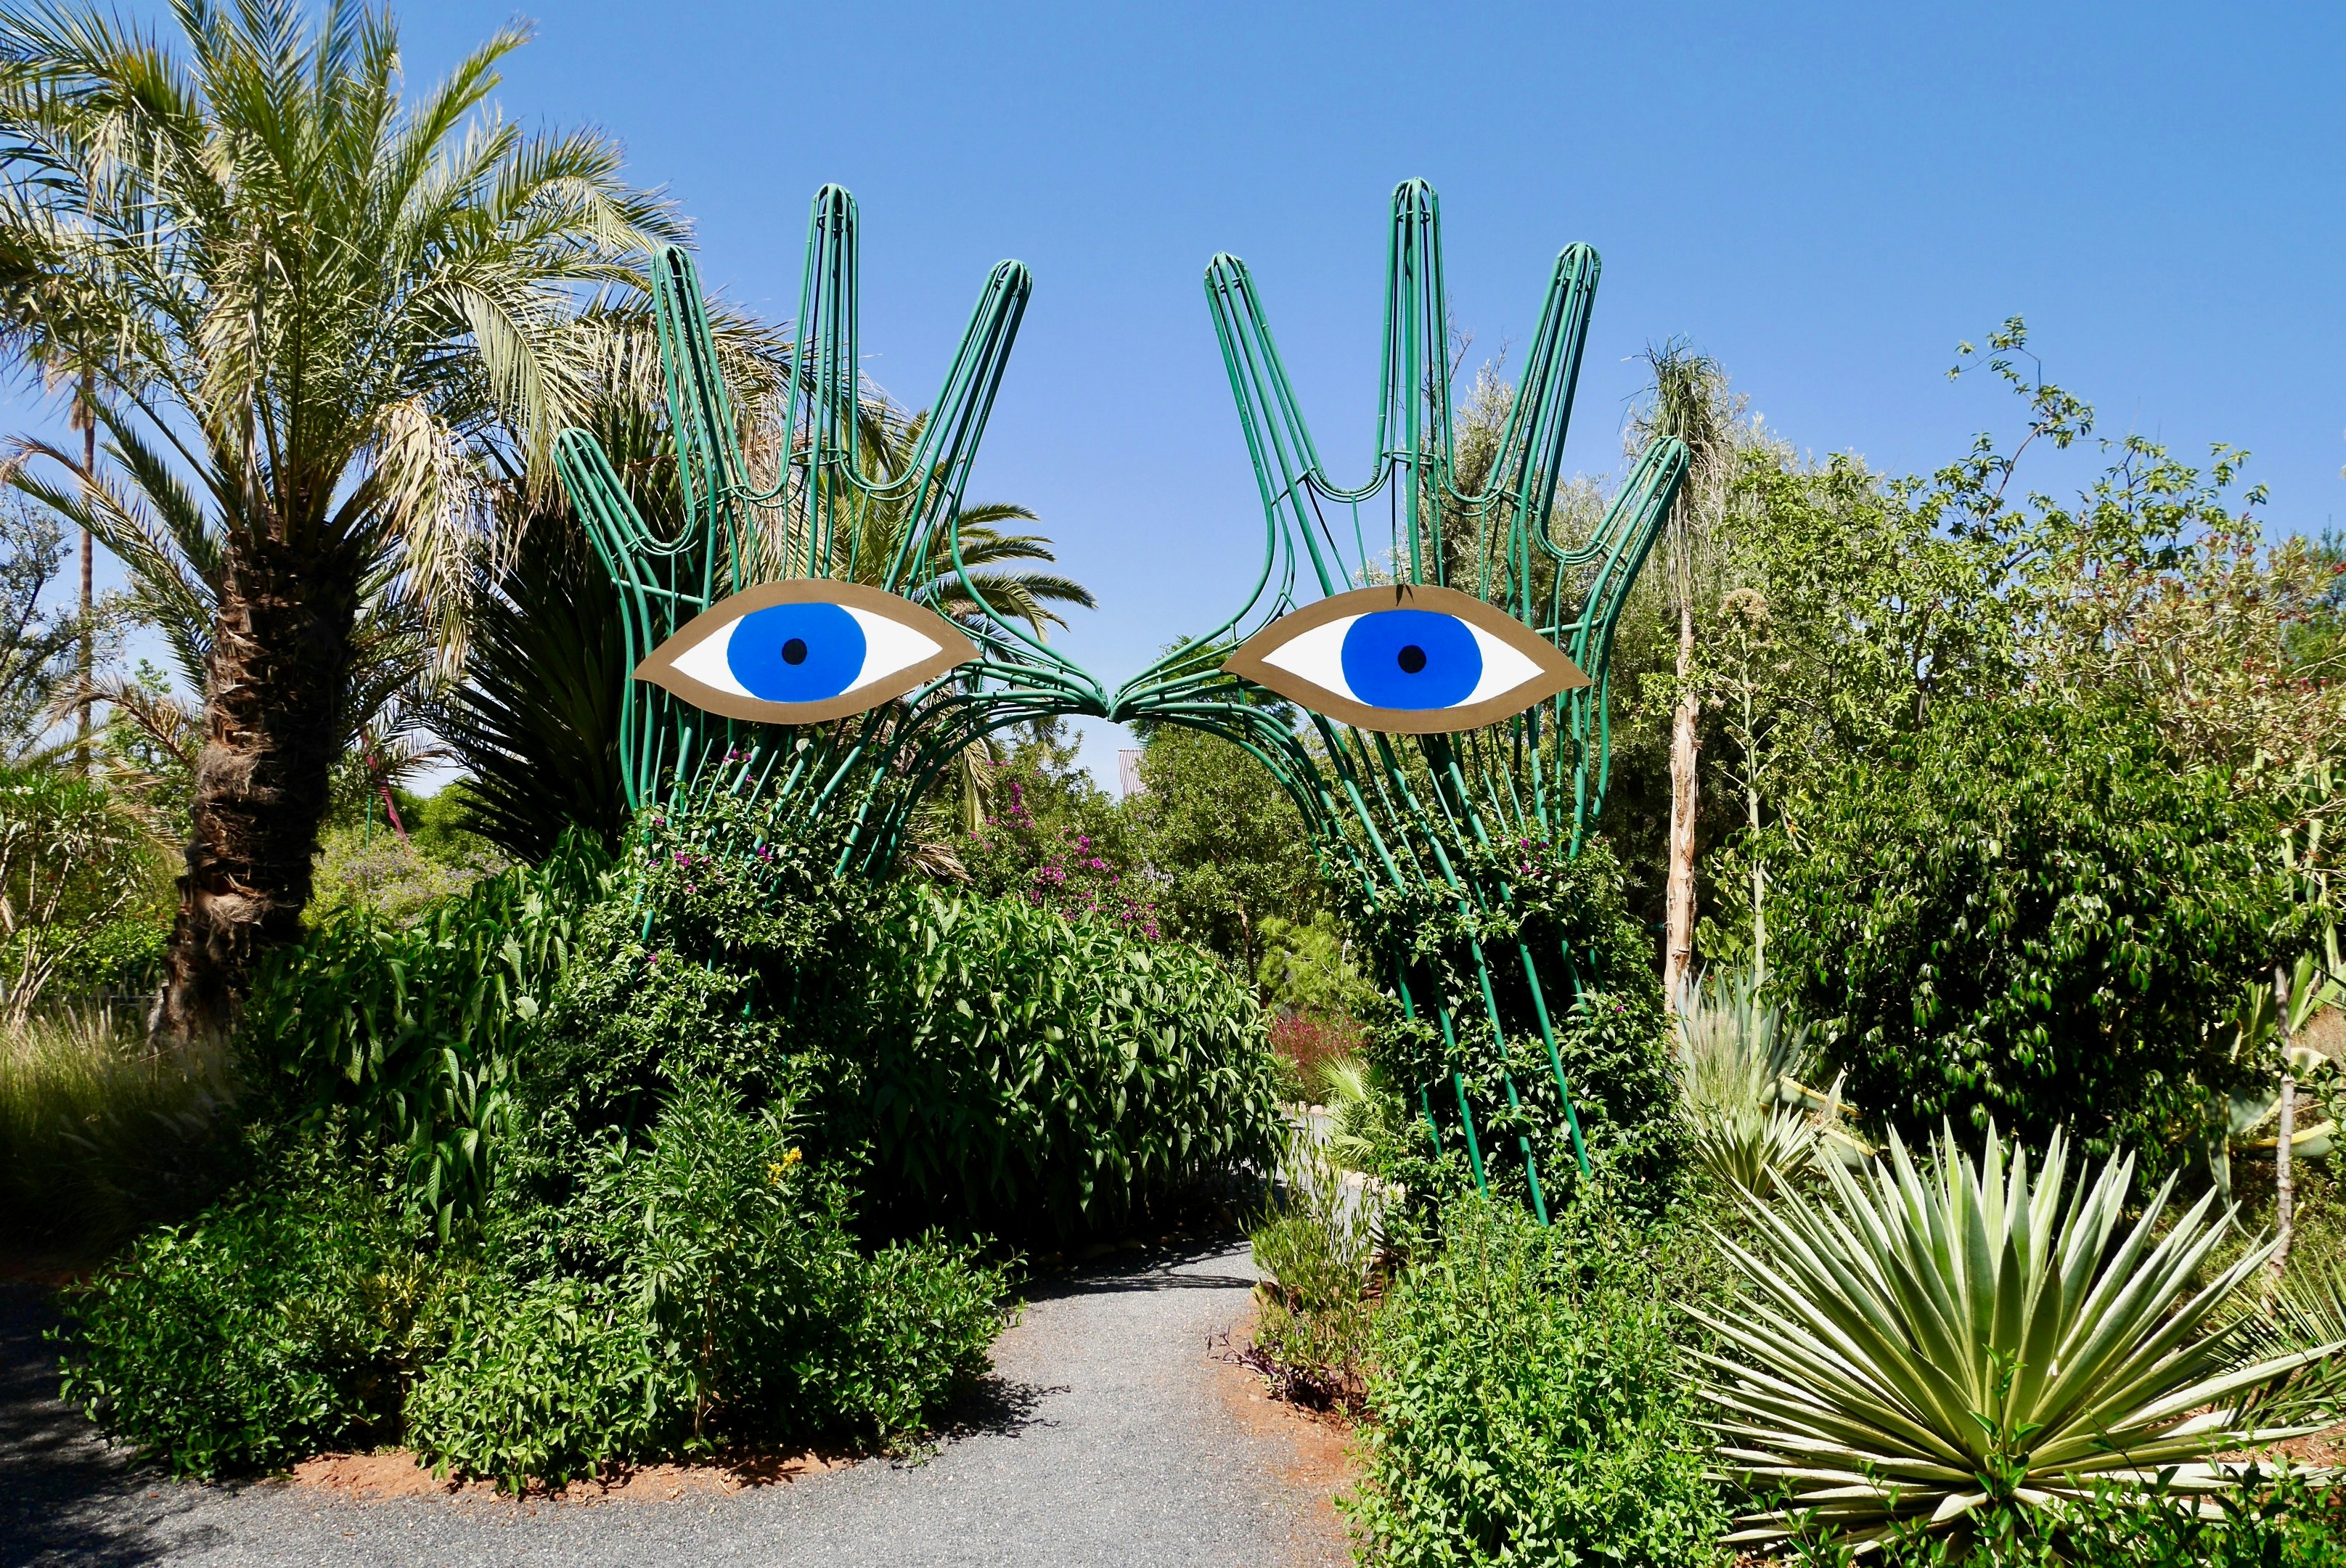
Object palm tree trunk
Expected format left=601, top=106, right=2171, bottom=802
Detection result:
left=1663, top=595, right=1699, bottom=1009
left=152, top=539, right=357, bottom=1046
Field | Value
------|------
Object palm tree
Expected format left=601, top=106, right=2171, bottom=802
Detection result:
left=0, top=0, right=679, bottom=1043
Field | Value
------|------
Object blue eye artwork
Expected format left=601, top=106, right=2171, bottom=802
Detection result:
left=1222, top=584, right=1587, bottom=734
left=636, top=581, right=979, bottom=724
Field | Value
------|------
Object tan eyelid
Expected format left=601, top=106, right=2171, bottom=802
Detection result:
left=635, top=580, right=980, bottom=724
left=1221, top=582, right=1589, bottom=735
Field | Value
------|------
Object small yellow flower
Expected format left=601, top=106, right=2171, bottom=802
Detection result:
left=764, top=1161, right=784, bottom=1186
left=782, top=1147, right=804, bottom=1167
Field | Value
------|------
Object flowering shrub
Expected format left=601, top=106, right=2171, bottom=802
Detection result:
left=960, top=780, right=1158, bottom=936
left=1270, top=1010, right=1365, bottom=1103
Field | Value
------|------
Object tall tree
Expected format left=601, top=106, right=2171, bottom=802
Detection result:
left=0, top=0, right=678, bottom=1042
left=1632, top=343, right=1743, bottom=1004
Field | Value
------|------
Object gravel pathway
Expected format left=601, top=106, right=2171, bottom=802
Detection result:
left=0, top=1240, right=1348, bottom=1568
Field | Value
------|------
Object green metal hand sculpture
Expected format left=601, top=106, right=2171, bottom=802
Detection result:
left=558, top=179, right=1682, bottom=1220
left=1109, top=179, right=1687, bottom=1217
left=555, top=186, right=1108, bottom=875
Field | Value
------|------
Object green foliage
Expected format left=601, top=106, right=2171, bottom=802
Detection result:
left=1128, top=724, right=1325, bottom=970
left=1344, top=1194, right=1729, bottom=1567
left=306, top=820, right=505, bottom=926
left=1767, top=696, right=2302, bottom=1160
left=957, top=722, right=1146, bottom=926
left=514, top=788, right=1283, bottom=1244
left=1256, top=911, right=1378, bottom=1021
left=57, top=1172, right=446, bottom=1477
left=1789, top=1471, right=2346, bottom=1568
left=503, top=797, right=866, bottom=1201
left=409, top=1079, right=1008, bottom=1488
left=0, top=494, right=91, bottom=764
left=1672, top=965, right=1867, bottom=1200
left=401, top=1274, right=657, bottom=1490
left=1341, top=833, right=1685, bottom=1207
left=432, top=512, right=631, bottom=863
left=846, top=883, right=1286, bottom=1241
left=0, top=766, right=171, bottom=1022
left=57, top=1075, right=1009, bottom=1490
left=1696, top=1124, right=2337, bottom=1551
left=243, top=836, right=609, bottom=1238
left=958, top=773, right=1156, bottom=934
left=1248, top=1139, right=1372, bottom=1408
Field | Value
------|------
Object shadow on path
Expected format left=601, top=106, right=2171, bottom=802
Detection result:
left=1022, top=1230, right=1262, bottom=1302
left=0, top=1282, right=226, bottom=1568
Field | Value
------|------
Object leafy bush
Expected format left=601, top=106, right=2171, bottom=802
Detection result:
left=1248, top=1139, right=1372, bottom=1408
left=411, top=1078, right=1008, bottom=1487
left=1340, top=835, right=1686, bottom=1211
left=848, top=883, right=1285, bottom=1241
left=512, top=792, right=1283, bottom=1245
left=1789, top=1469, right=2346, bottom=1568
left=1767, top=697, right=2303, bottom=1160
left=0, top=765, right=171, bottom=1022
left=1696, top=1123, right=2338, bottom=1552
left=1344, top=1195, right=1728, bottom=1567
left=57, top=1173, right=445, bottom=1477
left=402, top=1275, right=662, bottom=1490
left=242, top=836, right=608, bottom=1237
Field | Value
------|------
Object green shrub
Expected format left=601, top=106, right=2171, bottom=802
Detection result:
left=515, top=792, right=1283, bottom=1244
left=57, top=1174, right=445, bottom=1477
left=242, top=835, right=608, bottom=1238
left=1767, top=697, right=2302, bottom=1162
left=1344, top=1195, right=1728, bottom=1567
left=413, top=1078, right=1008, bottom=1486
left=401, top=1275, right=661, bottom=1490
left=1697, top=1124, right=2332, bottom=1553
left=848, top=883, right=1286, bottom=1241
left=1248, top=1139, right=1373, bottom=1408
left=1339, top=834, right=1686, bottom=1211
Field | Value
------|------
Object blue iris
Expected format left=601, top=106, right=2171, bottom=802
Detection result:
left=1338, top=609, right=1480, bottom=710
left=727, top=601, right=866, bottom=703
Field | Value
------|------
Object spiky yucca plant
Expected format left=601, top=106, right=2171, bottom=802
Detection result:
left=1675, top=965, right=1819, bottom=1199
left=1689, top=1124, right=2342, bottom=1551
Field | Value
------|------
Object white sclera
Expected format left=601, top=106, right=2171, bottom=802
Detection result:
left=1256, top=614, right=1360, bottom=695
left=666, top=600, right=949, bottom=704
left=842, top=605, right=948, bottom=692
left=1257, top=611, right=1547, bottom=711
left=670, top=616, right=753, bottom=697
left=1458, top=623, right=1545, bottom=706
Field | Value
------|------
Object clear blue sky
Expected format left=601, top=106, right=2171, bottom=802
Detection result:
left=25, top=1, right=2346, bottom=786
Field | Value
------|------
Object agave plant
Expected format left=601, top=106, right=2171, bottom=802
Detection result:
left=1674, top=966, right=1832, bottom=1199
left=1689, top=1124, right=2342, bottom=1551
left=2227, top=1254, right=2346, bottom=1426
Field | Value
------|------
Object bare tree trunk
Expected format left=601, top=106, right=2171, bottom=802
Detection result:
left=1663, top=595, right=1699, bottom=1010
left=76, top=369, right=94, bottom=770
left=2275, top=960, right=2297, bottom=1278
left=1741, top=679, right=1765, bottom=979
left=152, top=538, right=356, bottom=1048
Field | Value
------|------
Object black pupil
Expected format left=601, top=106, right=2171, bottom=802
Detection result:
left=1397, top=644, right=1427, bottom=674
left=782, top=637, right=809, bottom=666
